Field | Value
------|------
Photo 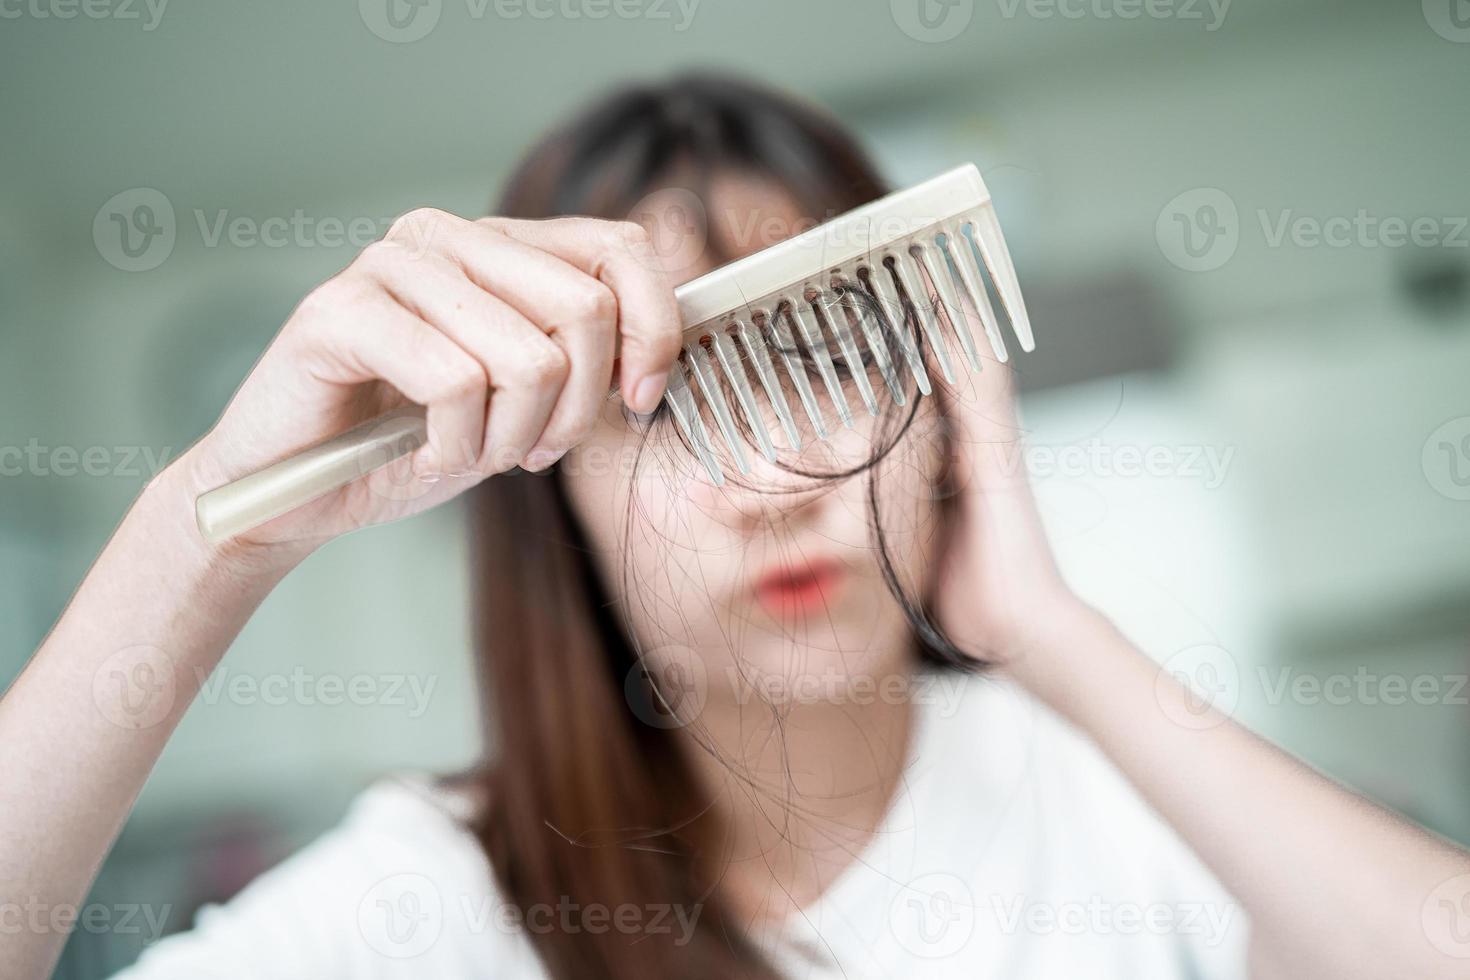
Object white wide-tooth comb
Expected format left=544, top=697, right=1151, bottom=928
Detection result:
left=659, top=162, right=1033, bottom=484
left=194, top=164, right=1033, bottom=542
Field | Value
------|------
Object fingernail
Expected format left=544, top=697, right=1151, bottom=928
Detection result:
left=630, top=373, right=666, bottom=414
left=412, top=446, right=441, bottom=480
left=523, top=449, right=563, bottom=472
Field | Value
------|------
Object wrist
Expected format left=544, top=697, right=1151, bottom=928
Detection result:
left=999, top=596, right=1118, bottom=713
left=143, top=443, right=315, bottom=587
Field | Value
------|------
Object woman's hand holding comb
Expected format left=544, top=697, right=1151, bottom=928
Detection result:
left=178, top=210, right=683, bottom=564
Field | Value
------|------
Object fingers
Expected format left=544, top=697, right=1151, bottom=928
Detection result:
left=480, top=216, right=685, bottom=413
left=394, top=217, right=619, bottom=463
left=297, top=208, right=682, bottom=481
left=913, top=261, right=1026, bottom=488
left=359, top=241, right=569, bottom=474
left=299, top=271, right=488, bottom=478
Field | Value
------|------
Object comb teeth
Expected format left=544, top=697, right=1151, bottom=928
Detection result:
left=660, top=165, right=1033, bottom=484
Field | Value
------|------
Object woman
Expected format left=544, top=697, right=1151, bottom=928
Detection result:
left=3, top=74, right=1466, bottom=980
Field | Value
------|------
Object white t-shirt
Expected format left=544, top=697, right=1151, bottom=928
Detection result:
left=114, top=675, right=1250, bottom=979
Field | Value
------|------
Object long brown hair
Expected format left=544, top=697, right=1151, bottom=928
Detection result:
left=464, top=73, right=958, bottom=979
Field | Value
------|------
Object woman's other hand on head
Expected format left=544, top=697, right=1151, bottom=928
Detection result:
left=928, top=300, right=1084, bottom=671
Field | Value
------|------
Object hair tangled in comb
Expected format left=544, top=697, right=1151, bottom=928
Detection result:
left=463, top=72, right=983, bottom=980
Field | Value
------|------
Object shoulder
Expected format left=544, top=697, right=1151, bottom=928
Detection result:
left=113, top=775, right=541, bottom=979
left=333, top=773, right=486, bottom=870
left=925, top=670, right=1195, bottom=848
left=930, top=672, right=1219, bottom=873
left=240, top=774, right=494, bottom=926
left=916, top=671, right=1252, bottom=974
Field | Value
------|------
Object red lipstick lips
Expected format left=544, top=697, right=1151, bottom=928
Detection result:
left=753, top=558, right=847, bottom=618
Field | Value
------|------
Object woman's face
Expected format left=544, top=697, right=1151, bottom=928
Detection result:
left=559, top=173, right=948, bottom=716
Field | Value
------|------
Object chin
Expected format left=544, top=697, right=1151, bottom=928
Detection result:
left=713, top=595, right=915, bottom=707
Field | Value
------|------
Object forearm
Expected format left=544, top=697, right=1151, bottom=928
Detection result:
left=1013, top=602, right=1470, bottom=980
left=0, top=452, right=294, bottom=978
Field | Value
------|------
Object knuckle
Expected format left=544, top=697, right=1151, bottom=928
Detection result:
left=546, top=215, right=591, bottom=234
left=566, top=281, right=617, bottom=324
left=548, top=414, right=597, bottom=450
left=396, top=320, right=438, bottom=367
left=294, top=275, right=366, bottom=326
left=442, top=360, right=487, bottom=400
left=613, top=220, right=651, bottom=249
left=354, top=238, right=405, bottom=272
left=516, top=344, right=569, bottom=387
left=621, top=324, right=681, bottom=366
left=293, top=280, right=340, bottom=322
left=388, top=206, right=453, bottom=241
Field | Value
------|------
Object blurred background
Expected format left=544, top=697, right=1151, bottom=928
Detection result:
left=3, top=0, right=1468, bottom=974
